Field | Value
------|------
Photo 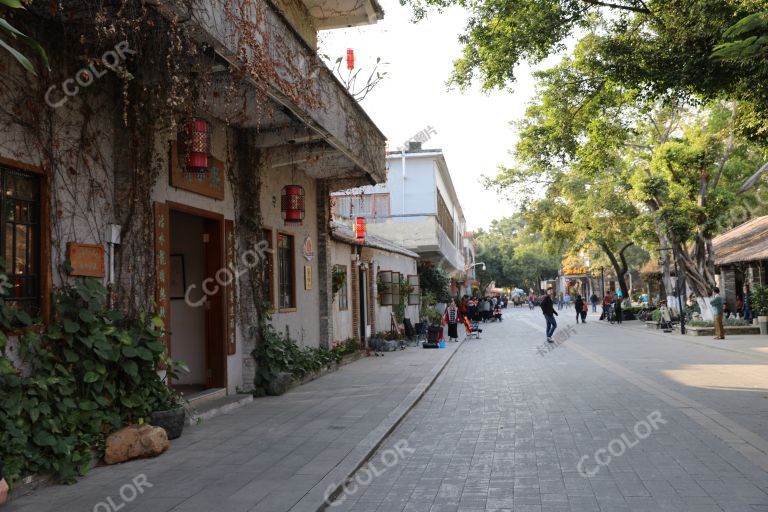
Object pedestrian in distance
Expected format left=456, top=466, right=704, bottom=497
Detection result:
left=710, top=287, right=725, bottom=340
left=575, top=295, right=586, bottom=323
left=540, top=287, right=558, bottom=343
left=601, top=290, right=613, bottom=321
left=443, top=299, right=460, bottom=342
left=557, top=293, right=564, bottom=311
left=615, top=294, right=623, bottom=324
left=590, top=293, right=599, bottom=312
left=564, top=293, right=571, bottom=309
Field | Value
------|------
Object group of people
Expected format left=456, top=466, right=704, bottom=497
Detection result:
left=441, top=295, right=507, bottom=342
left=539, top=287, right=629, bottom=342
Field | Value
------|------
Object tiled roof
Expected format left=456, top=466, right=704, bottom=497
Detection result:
left=713, top=215, right=768, bottom=266
left=330, top=221, right=420, bottom=259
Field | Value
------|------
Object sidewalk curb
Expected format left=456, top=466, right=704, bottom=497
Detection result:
left=289, top=341, right=465, bottom=512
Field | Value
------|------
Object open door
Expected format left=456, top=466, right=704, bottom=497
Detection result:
left=203, top=218, right=226, bottom=388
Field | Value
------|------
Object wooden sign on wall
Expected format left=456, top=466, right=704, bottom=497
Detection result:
left=169, top=141, right=226, bottom=200
left=225, top=220, right=237, bottom=356
left=154, top=202, right=172, bottom=351
left=67, top=243, right=105, bottom=277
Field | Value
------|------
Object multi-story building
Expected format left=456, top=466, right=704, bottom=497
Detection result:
left=332, top=142, right=468, bottom=273
left=0, top=0, right=386, bottom=399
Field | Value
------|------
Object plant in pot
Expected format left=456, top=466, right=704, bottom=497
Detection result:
left=750, top=285, right=768, bottom=335
left=148, top=355, right=190, bottom=440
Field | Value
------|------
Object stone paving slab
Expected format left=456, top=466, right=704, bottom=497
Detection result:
left=330, top=309, right=768, bottom=512
left=4, top=341, right=461, bottom=512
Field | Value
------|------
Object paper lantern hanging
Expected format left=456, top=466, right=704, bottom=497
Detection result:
left=346, top=49, right=355, bottom=70
left=178, top=118, right=210, bottom=178
left=281, top=185, right=305, bottom=225
left=354, top=216, right=366, bottom=242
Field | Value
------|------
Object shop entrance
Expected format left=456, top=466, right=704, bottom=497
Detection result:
left=168, top=205, right=226, bottom=391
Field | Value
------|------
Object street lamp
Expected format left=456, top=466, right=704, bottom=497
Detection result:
left=466, top=262, right=486, bottom=272
left=656, top=248, right=686, bottom=335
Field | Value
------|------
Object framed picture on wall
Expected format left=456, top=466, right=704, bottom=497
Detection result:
left=169, top=254, right=186, bottom=299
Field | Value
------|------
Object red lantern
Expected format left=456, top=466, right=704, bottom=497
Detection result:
left=179, top=118, right=210, bottom=178
left=346, top=49, right=355, bottom=71
left=281, top=185, right=305, bottom=224
left=354, top=216, right=366, bottom=242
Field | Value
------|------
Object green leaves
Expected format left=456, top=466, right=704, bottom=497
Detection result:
left=0, top=277, right=182, bottom=485
left=0, top=0, right=48, bottom=76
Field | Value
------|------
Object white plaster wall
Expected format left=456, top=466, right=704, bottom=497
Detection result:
left=368, top=249, right=419, bottom=334
left=385, top=156, right=437, bottom=217
left=330, top=240, right=354, bottom=343
left=367, top=217, right=439, bottom=252
left=259, top=151, right=321, bottom=349
left=0, top=58, right=115, bottom=290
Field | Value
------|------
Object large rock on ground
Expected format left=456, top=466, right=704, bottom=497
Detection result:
left=104, top=424, right=169, bottom=465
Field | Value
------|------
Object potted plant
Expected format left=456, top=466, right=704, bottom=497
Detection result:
left=148, top=355, right=190, bottom=440
left=331, top=265, right=346, bottom=299
left=750, top=285, right=768, bottom=335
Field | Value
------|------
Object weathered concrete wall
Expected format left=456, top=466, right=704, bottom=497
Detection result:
left=366, top=217, right=439, bottom=253
left=259, top=151, right=322, bottom=349
left=188, top=0, right=386, bottom=182
left=272, top=0, right=318, bottom=48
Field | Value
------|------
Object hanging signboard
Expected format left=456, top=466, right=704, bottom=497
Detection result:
left=169, top=141, right=225, bottom=200
left=67, top=243, right=105, bottom=277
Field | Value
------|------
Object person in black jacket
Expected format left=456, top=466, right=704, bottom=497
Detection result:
left=0, top=456, right=8, bottom=505
left=540, top=287, right=558, bottom=342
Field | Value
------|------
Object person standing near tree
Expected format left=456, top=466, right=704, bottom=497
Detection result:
left=710, top=287, right=725, bottom=340
left=540, top=287, right=558, bottom=343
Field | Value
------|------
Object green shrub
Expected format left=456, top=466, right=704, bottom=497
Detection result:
left=0, top=276, right=173, bottom=484
left=751, top=285, right=768, bottom=316
left=252, top=317, right=351, bottom=395
left=689, top=318, right=751, bottom=327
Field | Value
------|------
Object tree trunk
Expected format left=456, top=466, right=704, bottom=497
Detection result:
left=598, top=240, right=633, bottom=298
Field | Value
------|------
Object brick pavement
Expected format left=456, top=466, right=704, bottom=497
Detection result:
left=4, top=341, right=460, bottom=512
left=329, top=309, right=768, bottom=512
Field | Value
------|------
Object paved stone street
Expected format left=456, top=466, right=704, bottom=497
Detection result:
left=8, top=308, right=768, bottom=512
left=329, top=309, right=768, bottom=512
left=4, top=342, right=459, bottom=512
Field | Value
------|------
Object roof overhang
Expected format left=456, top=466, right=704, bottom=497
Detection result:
left=307, top=0, right=384, bottom=29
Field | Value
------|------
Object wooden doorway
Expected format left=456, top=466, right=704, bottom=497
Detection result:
left=167, top=202, right=227, bottom=390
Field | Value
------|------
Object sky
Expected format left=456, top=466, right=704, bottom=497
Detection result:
left=317, top=0, right=547, bottom=231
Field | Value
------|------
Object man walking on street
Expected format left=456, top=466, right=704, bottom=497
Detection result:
left=710, top=287, right=725, bottom=340
left=540, top=287, right=558, bottom=343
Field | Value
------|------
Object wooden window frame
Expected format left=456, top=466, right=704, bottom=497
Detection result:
left=390, top=271, right=401, bottom=308
left=407, top=275, right=420, bottom=305
left=277, top=231, right=297, bottom=312
left=260, top=226, right=275, bottom=310
left=0, top=155, right=50, bottom=324
left=378, top=270, right=393, bottom=306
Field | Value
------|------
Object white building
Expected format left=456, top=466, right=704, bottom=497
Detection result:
left=332, top=142, right=469, bottom=274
